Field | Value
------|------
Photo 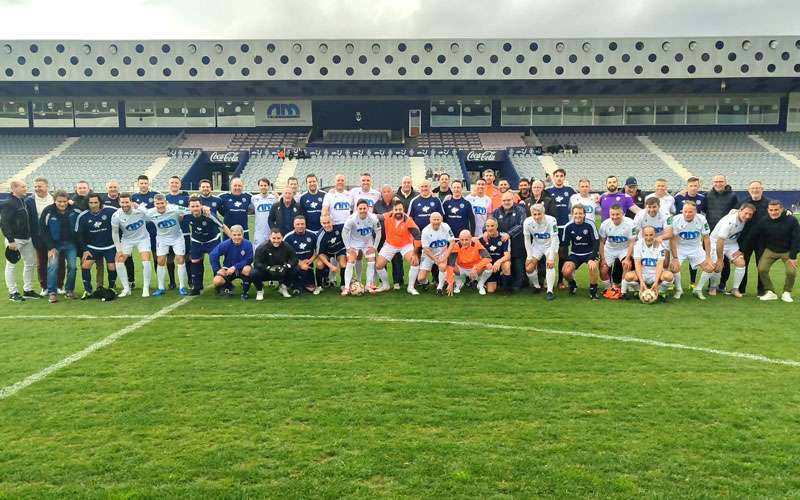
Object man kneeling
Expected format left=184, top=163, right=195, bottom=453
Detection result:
left=446, top=230, right=493, bottom=296
left=622, top=225, right=674, bottom=301
left=209, top=225, right=254, bottom=300
left=250, top=229, right=298, bottom=300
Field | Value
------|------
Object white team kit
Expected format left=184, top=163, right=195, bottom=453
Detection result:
left=144, top=205, right=188, bottom=256
left=342, top=213, right=381, bottom=251
left=523, top=215, right=559, bottom=260
left=710, top=210, right=746, bottom=262
left=633, top=210, right=672, bottom=249
left=633, top=239, right=667, bottom=285
left=349, top=188, right=380, bottom=212
left=111, top=207, right=151, bottom=254
left=251, top=192, right=279, bottom=247
left=420, top=222, right=454, bottom=271
left=644, top=193, right=676, bottom=218
left=569, top=194, right=600, bottom=228
left=599, top=217, right=637, bottom=265
left=671, top=213, right=710, bottom=268
left=465, top=194, right=492, bottom=235
left=322, top=190, right=355, bottom=226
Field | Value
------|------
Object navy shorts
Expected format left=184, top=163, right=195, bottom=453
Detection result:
left=487, top=270, right=501, bottom=283
left=218, top=268, right=248, bottom=284
left=325, top=249, right=347, bottom=260
left=566, top=253, right=594, bottom=269
left=190, top=240, right=218, bottom=260
left=86, top=247, right=116, bottom=263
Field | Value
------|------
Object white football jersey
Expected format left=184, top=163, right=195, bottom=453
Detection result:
left=342, top=212, right=380, bottom=248
left=671, top=213, right=710, bottom=251
left=711, top=210, right=746, bottom=244
left=523, top=215, right=559, bottom=256
left=144, top=204, right=186, bottom=239
left=644, top=193, right=676, bottom=217
left=569, top=193, right=600, bottom=227
left=251, top=192, right=279, bottom=242
left=465, top=194, right=492, bottom=235
left=633, top=210, right=671, bottom=237
left=349, top=188, right=380, bottom=212
left=634, top=239, right=666, bottom=281
left=599, top=217, right=637, bottom=251
left=322, top=190, right=354, bottom=225
left=421, top=222, right=454, bottom=257
left=111, top=207, right=149, bottom=242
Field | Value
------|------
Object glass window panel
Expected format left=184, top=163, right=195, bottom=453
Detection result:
left=0, top=100, right=29, bottom=128
left=532, top=100, right=562, bottom=126
left=156, top=99, right=188, bottom=127
left=75, top=99, right=119, bottom=128
left=717, top=96, right=748, bottom=125
left=592, top=99, right=624, bottom=125
left=562, top=98, right=593, bottom=126
left=686, top=97, right=717, bottom=125
left=186, top=100, right=216, bottom=127
left=655, top=99, right=686, bottom=125
left=430, top=99, right=461, bottom=127
left=624, top=99, right=655, bottom=125
left=216, top=99, right=256, bottom=127
left=746, top=96, right=780, bottom=125
left=461, top=98, right=491, bottom=127
left=126, top=100, right=157, bottom=127
left=32, top=99, right=74, bottom=128
left=501, top=99, right=532, bottom=126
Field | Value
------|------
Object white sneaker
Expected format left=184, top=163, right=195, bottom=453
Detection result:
left=141, top=288, right=150, bottom=298
left=781, top=291, right=793, bottom=303
left=39, top=289, right=48, bottom=297
left=673, top=289, right=683, bottom=299
left=57, top=288, right=66, bottom=295
left=392, top=283, right=401, bottom=290
left=279, top=285, right=291, bottom=298
left=759, top=291, right=778, bottom=301
left=256, top=290, right=264, bottom=301
left=118, top=289, right=131, bottom=298
left=340, top=287, right=349, bottom=296
left=454, top=285, right=462, bottom=294
left=406, top=287, right=419, bottom=295
left=478, top=285, right=486, bottom=295
left=312, top=286, right=322, bottom=295
left=693, top=290, right=706, bottom=301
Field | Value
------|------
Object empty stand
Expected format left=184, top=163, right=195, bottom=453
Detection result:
left=416, top=132, right=482, bottom=149
left=291, top=153, right=412, bottom=190
left=0, top=135, right=66, bottom=186
left=478, top=132, right=526, bottom=148
left=321, top=130, right=392, bottom=144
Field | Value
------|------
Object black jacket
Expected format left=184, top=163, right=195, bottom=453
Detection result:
left=252, top=241, right=298, bottom=273
left=1, top=195, right=33, bottom=242
left=705, top=186, right=739, bottom=229
left=492, top=204, right=528, bottom=256
left=742, top=212, right=800, bottom=259
left=625, top=189, right=646, bottom=218
left=395, top=188, right=417, bottom=211
left=373, top=197, right=398, bottom=215
left=267, top=198, right=304, bottom=236
left=39, top=204, right=81, bottom=250
left=738, top=196, right=771, bottom=252
left=524, top=193, right=557, bottom=219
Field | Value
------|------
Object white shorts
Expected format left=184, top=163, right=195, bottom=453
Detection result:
left=709, top=239, right=740, bottom=263
left=627, top=278, right=672, bottom=291
left=603, top=247, right=629, bottom=266
left=526, top=245, right=551, bottom=261
left=348, top=242, right=376, bottom=256
left=156, top=236, right=186, bottom=257
left=675, top=247, right=707, bottom=269
left=420, top=253, right=446, bottom=271
left=120, top=237, right=151, bottom=256
left=379, top=242, right=414, bottom=261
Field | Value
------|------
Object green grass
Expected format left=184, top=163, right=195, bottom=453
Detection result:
left=1, top=247, right=800, bottom=498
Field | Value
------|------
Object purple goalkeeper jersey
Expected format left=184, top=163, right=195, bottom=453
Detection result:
left=599, top=191, right=635, bottom=220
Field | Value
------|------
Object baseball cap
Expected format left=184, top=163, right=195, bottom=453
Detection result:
left=624, top=176, right=638, bottom=187
left=5, top=246, right=20, bottom=264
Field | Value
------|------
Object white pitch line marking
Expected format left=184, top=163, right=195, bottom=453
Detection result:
left=0, top=297, right=193, bottom=401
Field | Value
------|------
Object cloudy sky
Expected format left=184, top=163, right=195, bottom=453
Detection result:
left=1, top=0, right=797, bottom=39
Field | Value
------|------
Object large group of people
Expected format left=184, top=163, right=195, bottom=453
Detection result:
left=2, top=167, right=798, bottom=304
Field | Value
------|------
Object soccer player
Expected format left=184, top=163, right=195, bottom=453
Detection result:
left=39, top=190, right=81, bottom=302
left=445, top=229, right=493, bottom=296
left=492, top=192, right=527, bottom=291
left=433, top=172, right=452, bottom=201
left=674, top=177, right=706, bottom=214
left=622, top=225, right=674, bottom=300
left=561, top=204, right=601, bottom=300
left=349, top=173, right=380, bottom=212
left=251, top=177, right=279, bottom=248
left=695, top=204, right=755, bottom=298
left=315, top=214, right=347, bottom=288
left=669, top=201, right=714, bottom=300
left=442, top=180, right=475, bottom=236
left=130, top=174, right=159, bottom=272
left=748, top=200, right=800, bottom=302
left=165, top=176, right=190, bottom=290
left=299, top=174, right=326, bottom=232
left=341, top=199, right=381, bottom=294
left=375, top=200, right=421, bottom=294
left=322, top=174, right=354, bottom=231
left=523, top=203, right=560, bottom=300
left=479, top=217, right=510, bottom=294
left=75, top=193, right=118, bottom=298
left=250, top=229, right=297, bottom=300
left=268, top=187, right=304, bottom=236
left=482, top=169, right=499, bottom=200
left=286, top=176, right=300, bottom=200
left=633, top=197, right=674, bottom=265
left=395, top=176, right=417, bottom=210
left=568, top=178, right=600, bottom=229
left=111, top=193, right=154, bottom=297
left=218, top=177, right=252, bottom=239
left=465, top=178, right=492, bottom=236
left=183, top=196, right=230, bottom=295
left=598, top=204, right=637, bottom=298
left=420, top=212, right=455, bottom=294
left=623, top=177, right=646, bottom=218
left=408, top=180, right=443, bottom=230
left=103, top=179, right=134, bottom=291
left=644, top=178, right=676, bottom=218
left=198, top=179, right=222, bottom=216
left=599, top=175, right=640, bottom=220
left=31, top=177, right=55, bottom=296
left=143, top=194, right=191, bottom=296
left=284, top=215, right=319, bottom=295
left=546, top=168, right=576, bottom=288
left=1, top=180, right=38, bottom=301
left=209, top=225, right=253, bottom=300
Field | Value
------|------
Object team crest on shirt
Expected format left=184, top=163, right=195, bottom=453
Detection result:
left=101, top=215, right=107, bottom=220
left=212, top=202, right=217, bottom=208
left=201, top=221, right=207, bottom=226
left=583, top=229, right=588, bottom=234
left=234, top=201, right=242, bottom=207
left=240, top=250, right=245, bottom=256
left=422, top=206, right=430, bottom=212
left=429, top=201, right=435, bottom=206
left=459, top=203, right=464, bottom=208
left=306, top=237, right=312, bottom=243
left=309, top=202, right=318, bottom=208
left=299, top=242, right=307, bottom=249
left=555, top=196, right=563, bottom=202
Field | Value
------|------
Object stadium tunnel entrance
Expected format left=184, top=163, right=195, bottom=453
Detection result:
left=461, top=150, right=520, bottom=186
left=182, top=150, right=249, bottom=191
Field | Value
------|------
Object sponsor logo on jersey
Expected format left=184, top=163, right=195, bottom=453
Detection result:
left=125, top=220, right=145, bottom=232
left=430, top=239, right=449, bottom=248
left=356, top=227, right=372, bottom=236
left=607, top=235, right=629, bottom=243
left=334, top=202, right=351, bottom=210
left=679, top=231, right=700, bottom=240
left=256, top=203, right=273, bottom=212
left=158, top=219, right=178, bottom=229
left=641, top=257, right=658, bottom=267
left=473, top=206, right=487, bottom=215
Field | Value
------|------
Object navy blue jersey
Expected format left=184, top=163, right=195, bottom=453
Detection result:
left=407, top=195, right=443, bottom=230
left=316, top=227, right=345, bottom=257
left=102, top=195, right=120, bottom=208
left=479, top=234, right=509, bottom=263
left=209, top=238, right=253, bottom=274
left=674, top=192, right=706, bottom=214
left=130, top=191, right=159, bottom=209
left=166, top=191, right=191, bottom=235
left=562, top=221, right=599, bottom=257
left=545, top=185, right=577, bottom=227
left=199, top=194, right=222, bottom=216
left=184, top=213, right=225, bottom=243
left=443, top=197, right=475, bottom=236
left=218, top=192, right=252, bottom=231
left=75, top=206, right=117, bottom=249
left=299, top=190, right=326, bottom=232
left=284, top=229, right=318, bottom=260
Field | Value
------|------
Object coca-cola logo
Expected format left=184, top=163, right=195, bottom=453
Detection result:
left=466, top=150, right=499, bottom=162
left=209, top=151, right=241, bottom=163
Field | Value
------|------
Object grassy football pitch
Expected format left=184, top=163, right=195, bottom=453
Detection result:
left=1, top=251, right=800, bottom=498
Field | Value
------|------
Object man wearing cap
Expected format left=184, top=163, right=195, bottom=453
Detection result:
left=2, top=180, right=38, bottom=302
left=624, top=177, right=645, bottom=218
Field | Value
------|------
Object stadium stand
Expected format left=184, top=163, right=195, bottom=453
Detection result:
left=423, top=152, right=464, bottom=182
left=177, top=133, right=233, bottom=150
left=238, top=151, right=285, bottom=188
left=320, top=130, right=392, bottom=144
left=760, top=132, right=800, bottom=154
left=150, top=151, right=200, bottom=192
left=416, top=132, right=482, bottom=149
left=228, top=132, right=308, bottom=149
left=291, top=153, right=412, bottom=190
left=509, top=151, right=549, bottom=181
left=478, top=132, right=526, bottom=148
left=0, top=135, right=67, bottom=185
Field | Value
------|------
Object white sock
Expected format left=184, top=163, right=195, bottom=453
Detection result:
left=545, top=267, right=555, bottom=293
left=344, top=262, right=355, bottom=287
left=366, top=261, right=376, bottom=286
left=157, top=265, right=166, bottom=289
left=115, top=263, right=130, bottom=292
left=602, top=279, right=611, bottom=290
left=478, top=269, right=492, bottom=287
left=673, top=272, right=683, bottom=292
left=408, top=266, right=419, bottom=290
left=177, top=263, right=187, bottom=289
left=329, top=269, right=337, bottom=282
left=709, top=272, right=721, bottom=290
left=355, top=260, right=362, bottom=281
left=377, top=268, right=389, bottom=287
left=733, top=266, right=746, bottom=290
left=142, top=262, right=152, bottom=290
left=659, top=282, right=671, bottom=293
left=697, top=271, right=712, bottom=292
left=526, top=271, right=540, bottom=288
left=437, top=269, right=447, bottom=289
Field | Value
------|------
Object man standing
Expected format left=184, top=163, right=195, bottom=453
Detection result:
left=39, top=190, right=81, bottom=302
left=70, top=180, right=92, bottom=211
left=645, top=178, right=676, bottom=218
left=131, top=174, right=160, bottom=272
left=492, top=191, right=528, bottom=291
left=251, top=177, right=279, bottom=248
left=182, top=196, right=230, bottom=296
left=111, top=193, right=155, bottom=297
left=598, top=205, right=637, bottom=299
left=432, top=172, right=452, bottom=201
left=299, top=174, right=326, bottom=232
left=75, top=193, right=118, bottom=297
left=674, top=177, right=706, bottom=214
left=198, top=178, right=222, bottom=216
left=349, top=173, right=380, bottom=212
left=517, top=178, right=532, bottom=206
left=322, top=174, right=354, bottom=231
left=408, top=180, right=444, bottom=231
left=747, top=200, right=800, bottom=302
left=465, top=178, right=493, bottom=236
left=525, top=179, right=557, bottom=219
left=419, top=212, right=454, bottom=294
left=546, top=168, right=576, bottom=288
left=395, top=176, right=417, bottom=210
left=268, top=187, right=304, bottom=236
left=144, top=194, right=191, bottom=296
left=704, top=175, right=739, bottom=291
left=442, top=180, right=475, bottom=236
left=218, top=177, right=253, bottom=240
left=600, top=175, right=640, bottom=221
left=2, top=180, right=38, bottom=301
left=375, top=200, right=421, bottom=294
left=623, top=177, right=646, bottom=218
left=561, top=204, right=601, bottom=300
left=737, top=180, right=771, bottom=296
left=523, top=204, right=560, bottom=300
left=31, top=176, right=56, bottom=296
left=373, top=184, right=404, bottom=289
left=568, top=178, right=600, bottom=229
left=165, top=176, right=190, bottom=290
left=669, top=201, right=714, bottom=300
left=697, top=204, right=755, bottom=298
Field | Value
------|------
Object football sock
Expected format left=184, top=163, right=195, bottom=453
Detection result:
left=177, top=263, right=188, bottom=289
left=142, top=262, right=152, bottom=290
left=115, top=264, right=129, bottom=292
left=545, top=267, right=555, bottom=293
left=157, top=265, right=167, bottom=290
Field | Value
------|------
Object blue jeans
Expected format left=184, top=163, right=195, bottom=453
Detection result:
left=48, top=243, right=77, bottom=293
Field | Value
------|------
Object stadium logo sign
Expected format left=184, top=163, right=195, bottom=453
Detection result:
left=266, top=103, right=301, bottom=119
left=208, top=151, right=241, bottom=163
left=465, top=150, right=504, bottom=162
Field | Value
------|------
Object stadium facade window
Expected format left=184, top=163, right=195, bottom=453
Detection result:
left=430, top=99, right=460, bottom=127
left=593, top=99, right=624, bottom=125
left=126, top=100, right=157, bottom=127
left=562, top=98, right=593, bottom=126
left=624, top=99, right=655, bottom=125
left=462, top=99, right=492, bottom=127
left=32, top=99, right=74, bottom=128
left=0, top=99, right=29, bottom=128
left=746, top=96, right=780, bottom=125
left=532, top=100, right=563, bottom=126
left=686, top=97, right=717, bottom=125
left=500, top=99, right=532, bottom=126
left=655, top=99, right=686, bottom=125
left=717, top=96, right=748, bottom=124
left=75, top=99, right=119, bottom=128
left=216, top=99, right=254, bottom=127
